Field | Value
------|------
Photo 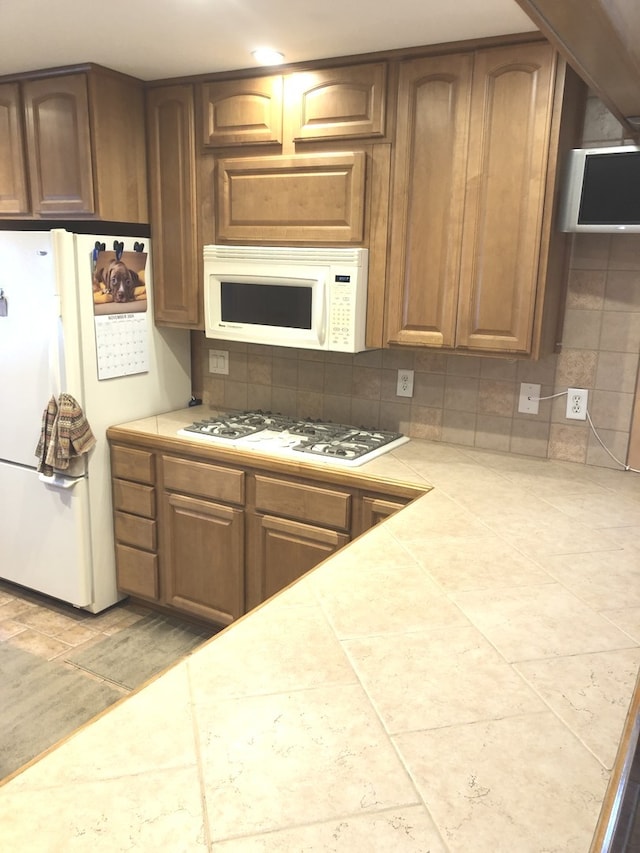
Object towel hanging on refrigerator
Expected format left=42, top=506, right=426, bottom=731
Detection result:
left=35, top=393, right=96, bottom=477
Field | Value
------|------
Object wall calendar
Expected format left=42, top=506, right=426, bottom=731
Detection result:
left=91, top=244, right=150, bottom=380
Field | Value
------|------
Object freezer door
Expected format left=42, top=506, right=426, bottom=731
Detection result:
left=0, top=461, right=92, bottom=607
left=0, top=232, right=58, bottom=468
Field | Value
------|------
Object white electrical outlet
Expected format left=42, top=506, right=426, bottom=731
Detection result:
left=208, top=349, right=229, bottom=375
left=518, top=382, right=541, bottom=415
left=396, top=369, right=414, bottom=397
left=566, top=388, right=588, bottom=420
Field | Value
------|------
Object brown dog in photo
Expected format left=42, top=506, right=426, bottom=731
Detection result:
left=95, top=259, right=141, bottom=303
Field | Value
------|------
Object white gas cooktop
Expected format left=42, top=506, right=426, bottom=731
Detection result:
left=178, top=411, right=408, bottom=467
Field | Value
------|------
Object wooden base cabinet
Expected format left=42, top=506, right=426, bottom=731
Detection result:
left=162, top=492, right=244, bottom=625
left=111, top=446, right=158, bottom=603
left=358, top=495, right=408, bottom=533
left=246, top=514, right=349, bottom=611
left=245, top=472, right=352, bottom=609
left=109, top=435, right=425, bottom=626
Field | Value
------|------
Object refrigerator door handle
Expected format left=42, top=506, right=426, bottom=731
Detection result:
left=38, top=472, right=85, bottom=490
left=47, top=315, right=65, bottom=398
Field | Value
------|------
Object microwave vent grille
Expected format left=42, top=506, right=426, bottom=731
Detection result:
left=204, top=244, right=367, bottom=265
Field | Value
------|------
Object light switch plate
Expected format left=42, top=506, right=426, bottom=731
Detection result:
left=208, top=349, right=229, bottom=375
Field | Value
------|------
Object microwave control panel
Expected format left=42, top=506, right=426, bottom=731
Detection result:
left=328, top=279, right=357, bottom=349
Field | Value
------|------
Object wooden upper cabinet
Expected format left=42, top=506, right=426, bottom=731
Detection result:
left=200, top=75, right=283, bottom=147
left=285, top=62, right=387, bottom=141
left=216, top=151, right=366, bottom=243
left=386, top=52, right=473, bottom=349
left=146, top=84, right=200, bottom=327
left=23, top=74, right=95, bottom=215
left=86, top=69, right=148, bottom=223
left=200, top=64, right=387, bottom=148
left=386, top=41, right=573, bottom=358
left=15, top=67, right=147, bottom=221
left=0, top=83, right=29, bottom=214
left=456, top=42, right=556, bottom=353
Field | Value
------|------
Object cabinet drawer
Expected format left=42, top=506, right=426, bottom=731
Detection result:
left=254, top=475, right=351, bottom=530
left=162, top=456, right=245, bottom=504
left=114, top=510, right=156, bottom=552
left=112, top=478, right=155, bottom=518
left=111, top=445, right=155, bottom=484
left=115, top=543, right=158, bottom=599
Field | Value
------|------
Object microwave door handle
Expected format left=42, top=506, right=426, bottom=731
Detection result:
left=318, top=285, right=327, bottom=345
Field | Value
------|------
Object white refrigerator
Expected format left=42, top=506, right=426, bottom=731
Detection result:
left=0, top=229, right=191, bottom=612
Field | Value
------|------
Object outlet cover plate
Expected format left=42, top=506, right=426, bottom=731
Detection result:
left=566, top=387, right=588, bottom=420
left=396, top=369, right=414, bottom=398
left=518, top=383, right=540, bottom=414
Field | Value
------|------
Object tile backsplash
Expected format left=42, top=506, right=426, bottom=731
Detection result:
left=194, top=95, right=640, bottom=469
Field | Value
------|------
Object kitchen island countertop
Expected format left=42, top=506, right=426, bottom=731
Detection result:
left=2, top=407, right=640, bottom=851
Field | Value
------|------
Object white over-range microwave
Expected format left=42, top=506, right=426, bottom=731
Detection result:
left=203, top=245, right=369, bottom=352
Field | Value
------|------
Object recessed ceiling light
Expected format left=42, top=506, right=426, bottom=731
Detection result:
left=251, top=48, right=285, bottom=66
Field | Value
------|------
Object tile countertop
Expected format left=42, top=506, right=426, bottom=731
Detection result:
left=2, top=407, right=640, bottom=852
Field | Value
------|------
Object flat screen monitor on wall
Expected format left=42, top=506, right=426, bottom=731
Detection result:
left=559, top=146, right=640, bottom=232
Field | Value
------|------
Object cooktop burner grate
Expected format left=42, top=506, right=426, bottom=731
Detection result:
left=179, top=411, right=409, bottom=466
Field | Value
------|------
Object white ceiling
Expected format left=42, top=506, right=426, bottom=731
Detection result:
left=0, top=0, right=537, bottom=81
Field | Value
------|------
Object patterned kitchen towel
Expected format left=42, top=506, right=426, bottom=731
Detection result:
left=35, top=393, right=96, bottom=476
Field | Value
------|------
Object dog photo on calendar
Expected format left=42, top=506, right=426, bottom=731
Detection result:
left=92, top=248, right=148, bottom=316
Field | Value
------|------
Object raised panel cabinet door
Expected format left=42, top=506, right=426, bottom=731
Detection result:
left=216, top=151, right=366, bottom=243
left=286, top=63, right=387, bottom=141
left=385, top=53, right=473, bottom=348
left=200, top=76, right=283, bottom=146
left=0, top=83, right=29, bottom=214
left=247, top=513, right=349, bottom=610
left=146, top=85, right=200, bottom=327
left=163, top=492, right=244, bottom=625
left=22, top=74, right=95, bottom=214
left=359, top=496, right=407, bottom=533
left=456, top=42, right=556, bottom=353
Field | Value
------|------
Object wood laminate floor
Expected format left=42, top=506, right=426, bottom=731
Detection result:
left=0, top=579, right=218, bottom=782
